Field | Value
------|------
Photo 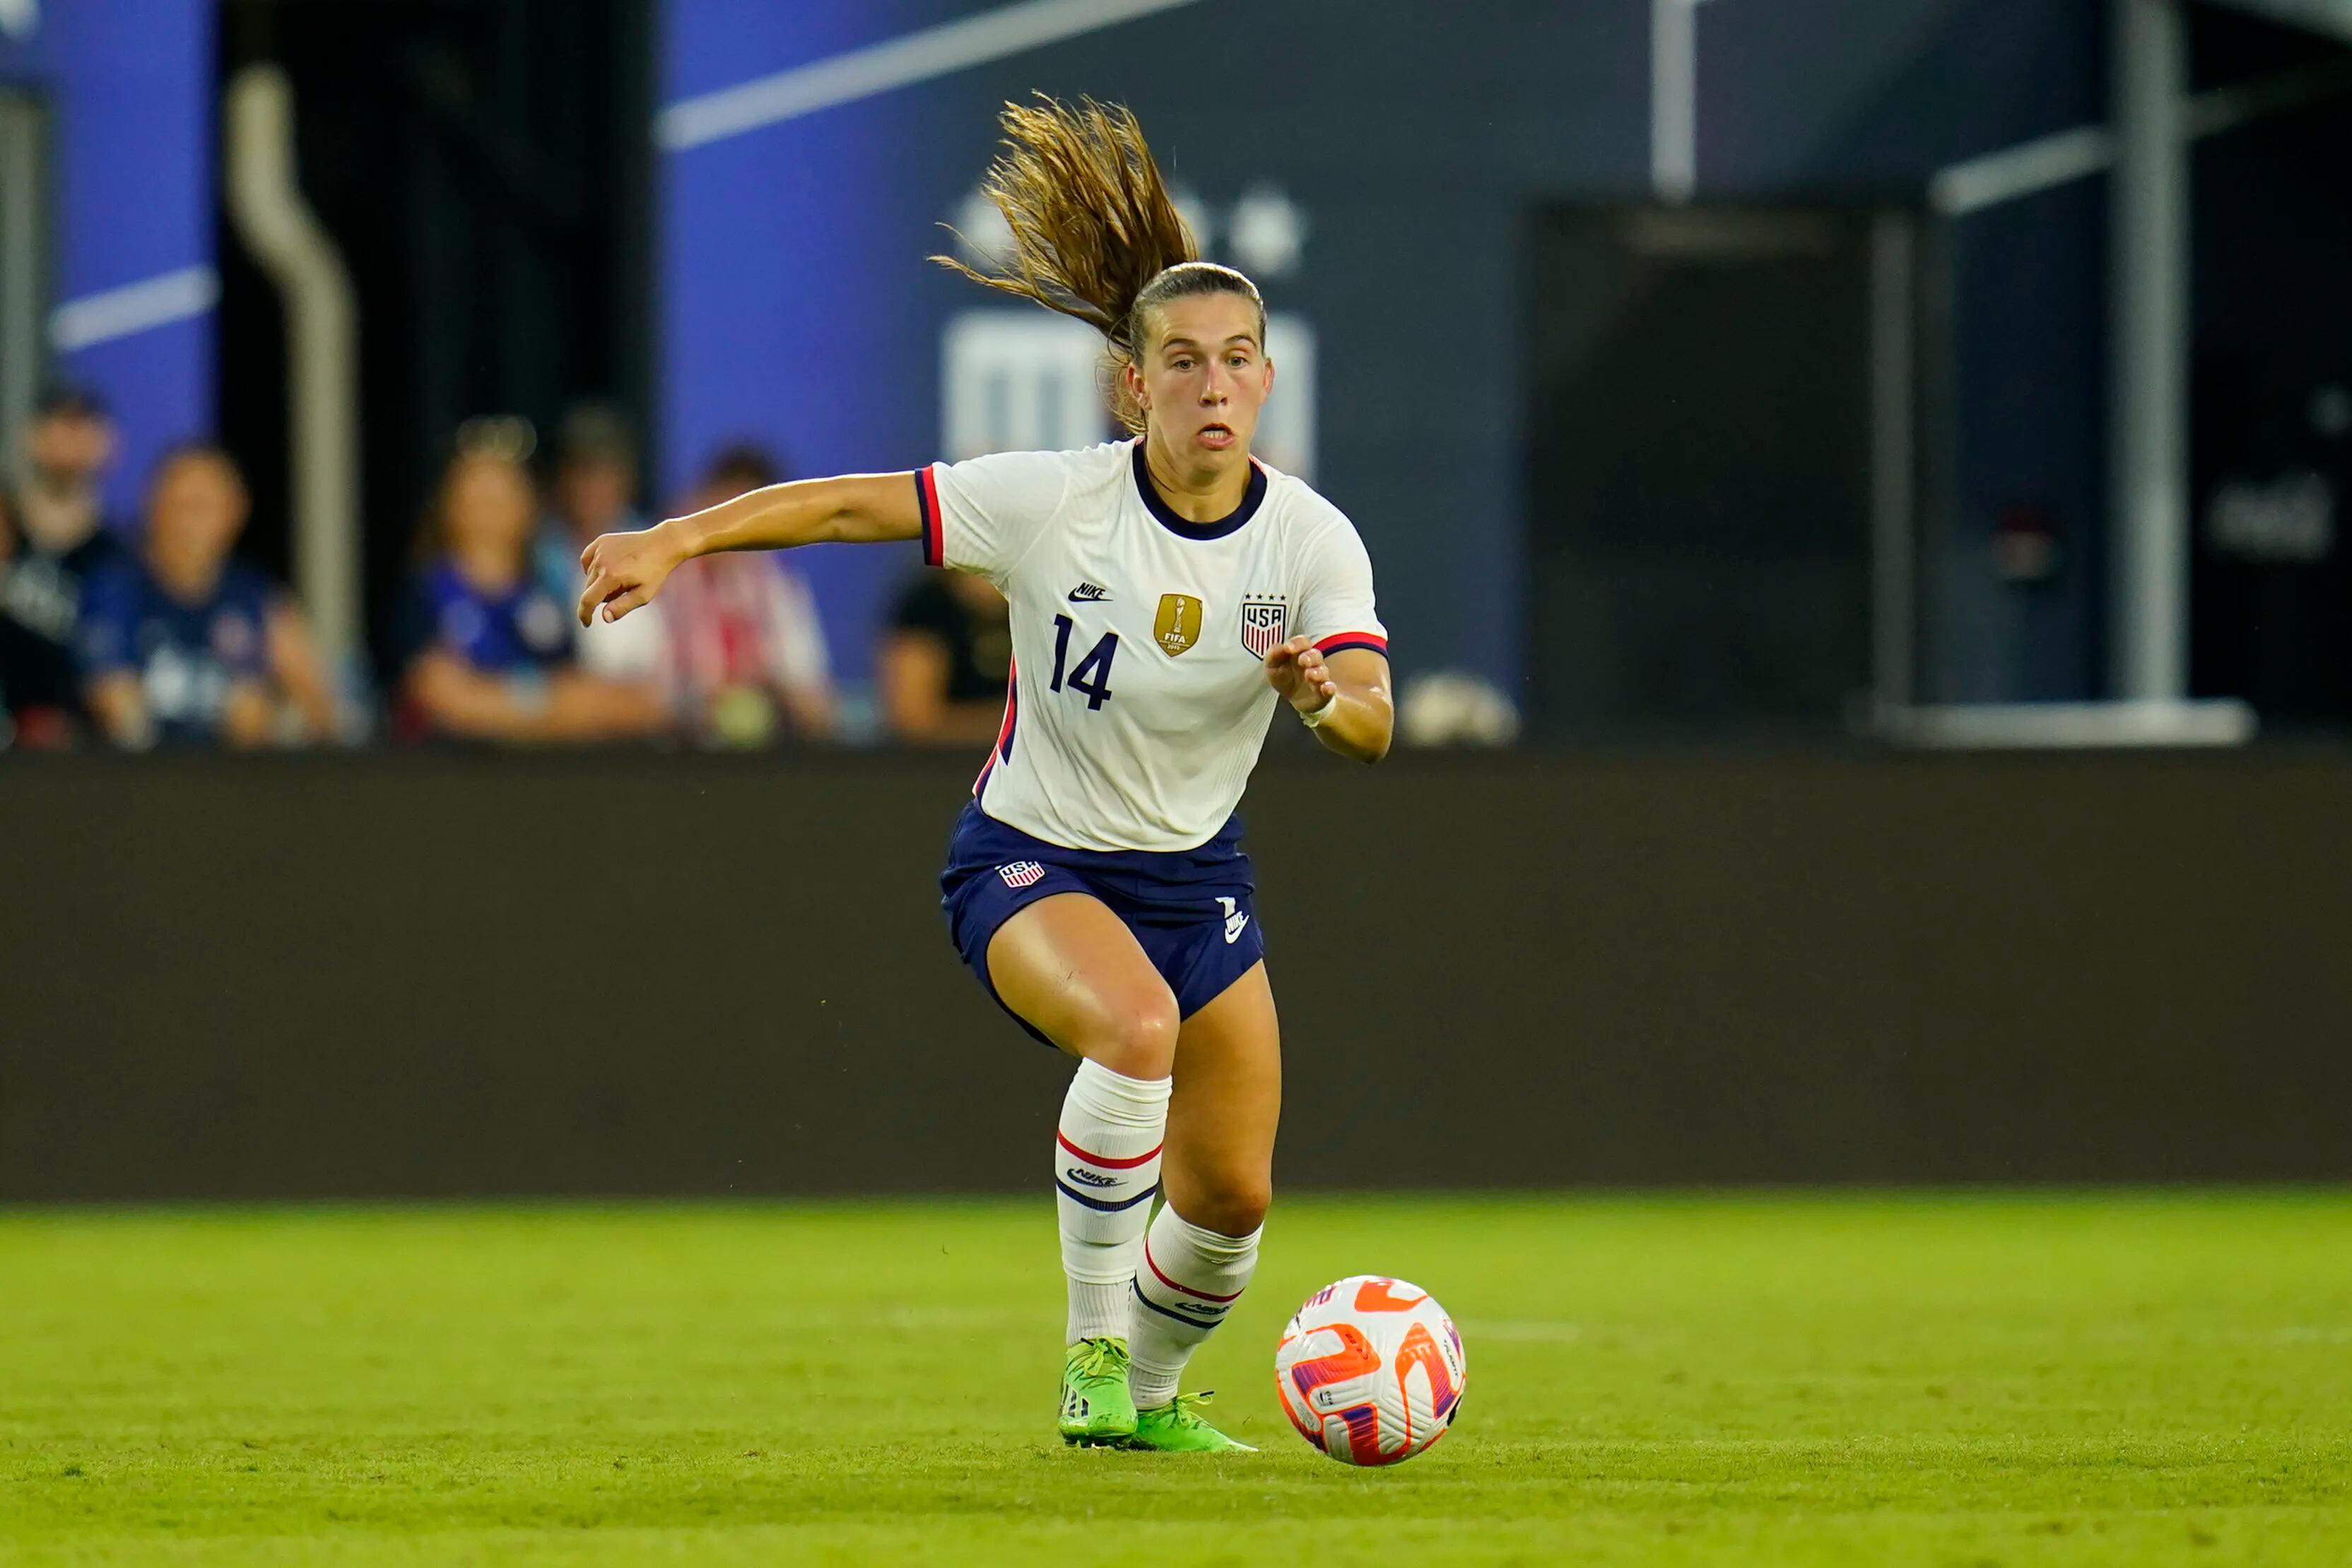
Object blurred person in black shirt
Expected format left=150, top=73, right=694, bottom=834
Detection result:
left=882, top=565, right=1013, bottom=745
left=0, top=386, right=131, bottom=743
left=79, top=445, right=336, bottom=749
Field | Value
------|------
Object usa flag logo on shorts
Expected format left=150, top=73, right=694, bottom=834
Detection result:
left=1240, top=599, right=1288, bottom=659
left=999, top=861, right=1047, bottom=889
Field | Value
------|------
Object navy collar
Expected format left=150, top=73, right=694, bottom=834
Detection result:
left=1131, top=440, right=1266, bottom=541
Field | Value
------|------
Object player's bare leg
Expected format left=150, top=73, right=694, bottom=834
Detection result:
left=1126, top=960, right=1279, bottom=1451
left=987, top=892, right=1180, bottom=1444
left=1159, top=961, right=1278, bottom=1236
left=987, top=892, right=1180, bottom=1079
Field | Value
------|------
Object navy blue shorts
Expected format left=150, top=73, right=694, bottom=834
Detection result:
left=939, top=801, right=1265, bottom=1047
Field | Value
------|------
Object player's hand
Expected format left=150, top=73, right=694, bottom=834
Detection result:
left=577, top=522, right=686, bottom=627
left=1263, top=635, right=1336, bottom=714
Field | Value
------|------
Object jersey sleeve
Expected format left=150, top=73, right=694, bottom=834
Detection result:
left=1293, top=514, right=1389, bottom=659
left=917, top=448, right=1073, bottom=587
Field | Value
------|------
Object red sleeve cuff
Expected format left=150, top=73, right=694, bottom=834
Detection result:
left=916, top=466, right=943, bottom=567
left=1312, top=632, right=1388, bottom=658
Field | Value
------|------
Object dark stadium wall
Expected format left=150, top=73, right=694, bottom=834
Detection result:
left=5, top=752, right=2349, bottom=1201
left=654, top=0, right=2107, bottom=699
left=0, top=0, right=216, bottom=525
left=2184, top=18, right=2352, bottom=726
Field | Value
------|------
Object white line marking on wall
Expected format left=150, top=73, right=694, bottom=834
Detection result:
left=657, top=0, right=1208, bottom=153
left=49, top=265, right=220, bottom=352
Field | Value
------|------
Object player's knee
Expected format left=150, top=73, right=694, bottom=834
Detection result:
left=1085, top=992, right=1180, bottom=1079
left=1186, top=1170, right=1271, bottom=1237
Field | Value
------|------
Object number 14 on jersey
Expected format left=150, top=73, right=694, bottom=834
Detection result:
left=1048, top=614, right=1117, bottom=709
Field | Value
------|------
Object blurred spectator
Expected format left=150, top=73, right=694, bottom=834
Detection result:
left=78, top=444, right=336, bottom=750
left=401, top=440, right=668, bottom=744
left=883, top=565, right=1013, bottom=745
left=0, top=385, right=131, bottom=745
left=577, top=443, right=835, bottom=745
left=531, top=403, right=647, bottom=608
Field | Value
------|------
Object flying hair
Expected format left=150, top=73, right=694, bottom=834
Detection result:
left=933, top=94, right=1266, bottom=433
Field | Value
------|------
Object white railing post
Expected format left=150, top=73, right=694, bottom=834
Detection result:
left=2108, top=0, right=2190, bottom=700
left=224, top=65, right=363, bottom=690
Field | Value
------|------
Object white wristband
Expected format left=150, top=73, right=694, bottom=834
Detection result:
left=1299, top=692, right=1339, bottom=729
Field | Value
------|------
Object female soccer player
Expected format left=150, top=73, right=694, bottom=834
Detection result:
left=577, top=97, right=1390, bottom=1453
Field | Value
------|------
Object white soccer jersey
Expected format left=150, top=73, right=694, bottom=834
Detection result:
left=917, top=439, right=1387, bottom=852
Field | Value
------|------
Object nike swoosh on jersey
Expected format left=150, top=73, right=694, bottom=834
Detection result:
left=1067, top=582, right=1112, bottom=602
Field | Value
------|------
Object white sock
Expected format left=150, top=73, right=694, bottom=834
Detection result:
left=1128, top=1203, right=1261, bottom=1408
left=1054, top=1059, right=1170, bottom=1344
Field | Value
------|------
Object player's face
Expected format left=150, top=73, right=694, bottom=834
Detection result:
left=1132, top=293, right=1273, bottom=463
left=146, top=455, right=248, bottom=580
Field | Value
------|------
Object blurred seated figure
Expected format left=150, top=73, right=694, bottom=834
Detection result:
left=577, top=443, right=835, bottom=745
left=881, top=561, right=1014, bottom=745
left=531, top=403, right=647, bottom=609
left=401, top=436, right=667, bottom=745
left=0, top=384, right=131, bottom=745
left=78, top=444, right=335, bottom=750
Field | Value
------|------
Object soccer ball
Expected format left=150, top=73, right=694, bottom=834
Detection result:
left=1274, top=1275, right=1466, bottom=1466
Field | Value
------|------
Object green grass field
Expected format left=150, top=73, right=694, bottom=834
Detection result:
left=4, top=1192, right=2348, bottom=1565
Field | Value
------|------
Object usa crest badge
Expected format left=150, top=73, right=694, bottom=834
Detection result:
left=1153, top=593, right=1204, bottom=657
left=1240, top=599, right=1288, bottom=659
left=998, top=861, right=1046, bottom=889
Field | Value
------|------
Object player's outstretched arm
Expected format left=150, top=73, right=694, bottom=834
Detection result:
left=577, top=473, right=922, bottom=626
left=1264, top=639, right=1392, bottom=763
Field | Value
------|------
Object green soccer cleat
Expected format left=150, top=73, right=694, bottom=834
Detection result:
left=1058, top=1337, right=1138, bottom=1446
left=1127, top=1391, right=1256, bottom=1453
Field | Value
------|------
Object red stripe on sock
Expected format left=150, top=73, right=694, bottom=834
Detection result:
left=1142, top=1237, right=1246, bottom=1302
left=1057, top=1131, right=1163, bottom=1170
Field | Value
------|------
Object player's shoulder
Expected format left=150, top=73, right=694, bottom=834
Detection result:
left=1067, top=440, right=1132, bottom=472
left=1252, top=459, right=1362, bottom=543
left=1048, top=440, right=1134, bottom=495
left=943, top=442, right=1125, bottom=481
left=934, top=442, right=1124, bottom=519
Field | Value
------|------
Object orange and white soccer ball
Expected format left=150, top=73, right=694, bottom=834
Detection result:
left=1274, top=1275, right=1466, bottom=1466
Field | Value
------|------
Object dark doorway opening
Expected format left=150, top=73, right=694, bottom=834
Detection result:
left=1524, top=206, right=1900, bottom=742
